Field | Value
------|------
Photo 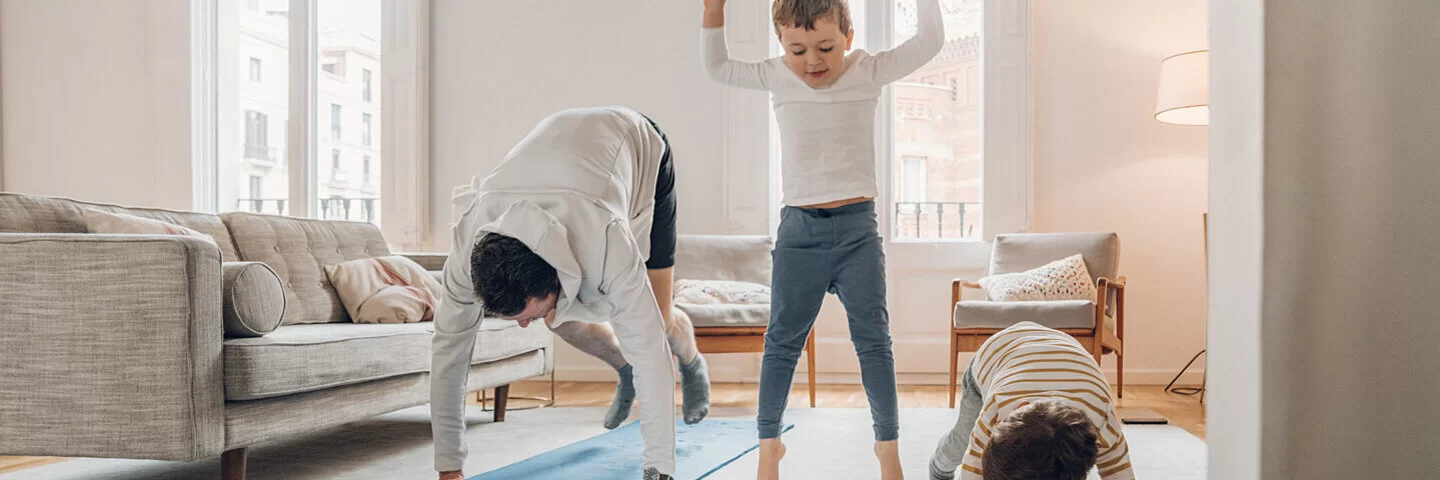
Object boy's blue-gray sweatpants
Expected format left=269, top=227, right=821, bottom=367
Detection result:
left=757, top=201, right=899, bottom=441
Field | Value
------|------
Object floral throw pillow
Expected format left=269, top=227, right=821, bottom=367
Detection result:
left=978, top=254, right=1097, bottom=302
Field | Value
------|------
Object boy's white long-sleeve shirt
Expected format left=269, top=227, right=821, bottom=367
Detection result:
left=429, top=106, right=676, bottom=475
left=701, top=0, right=943, bottom=207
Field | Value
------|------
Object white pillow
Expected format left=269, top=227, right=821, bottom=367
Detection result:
left=978, top=254, right=1097, bottom=302
left=324, top=255, right=444, bottom=324
left=674, top=279, right=771, bottom=306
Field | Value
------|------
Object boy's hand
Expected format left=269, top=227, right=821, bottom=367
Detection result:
left=702, top=0, right=725, bottom=28
left=438, top=471, right=463, bottom=480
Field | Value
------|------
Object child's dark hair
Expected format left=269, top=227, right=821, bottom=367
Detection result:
left=471, top=233, right=560, bottom=317
left=981, top=400, right=1101, bottom=480
left=771, top=0, right=852, bottom=38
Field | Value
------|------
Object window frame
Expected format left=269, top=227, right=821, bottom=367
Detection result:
left=193, top=0, right=431, bottom=249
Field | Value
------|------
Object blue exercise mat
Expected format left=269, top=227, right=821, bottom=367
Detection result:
left=471, top=419, right=792, bottom=480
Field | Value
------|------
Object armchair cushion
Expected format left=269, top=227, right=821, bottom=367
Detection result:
left=678, top=303, right=771, bottom=328
left=954, top=300, right=1100, bottom=330
left=978, top=254, right=1096, bottom=302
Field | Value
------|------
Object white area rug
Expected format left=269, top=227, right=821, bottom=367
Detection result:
left=0, top=407, right=1205, bottom=479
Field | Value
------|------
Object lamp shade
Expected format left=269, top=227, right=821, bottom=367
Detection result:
left=1155, top=50, right=1209, bottom=125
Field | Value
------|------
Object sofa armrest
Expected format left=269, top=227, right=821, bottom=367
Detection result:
left=674, top=235, right=774, bottom=285
left=0, top=234, right=225, bottom=461
left=397, top=252, right=447, bottom=271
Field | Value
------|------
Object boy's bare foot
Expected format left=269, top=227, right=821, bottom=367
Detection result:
left=875, top=440, right=904, bottom=480
left=757, top=438, right=786, bottom=480
left=438, top=471, right=464, bottom=480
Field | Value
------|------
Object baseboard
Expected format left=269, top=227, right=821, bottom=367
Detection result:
left=550, top=366, right=1205, bottom=386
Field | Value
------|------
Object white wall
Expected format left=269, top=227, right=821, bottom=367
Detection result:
left=1207, top=0, right=1263, bottom=478
left=1207, top=0, right=1440, bottom=478
left=0, top=0, right=194, bottom=209
left=1030, top=0, right=1209, bottom=384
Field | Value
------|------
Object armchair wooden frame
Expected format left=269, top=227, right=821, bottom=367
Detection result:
left=695, top=326, right=817, bottom=407
left=947, top=277, right=1127, bottom=408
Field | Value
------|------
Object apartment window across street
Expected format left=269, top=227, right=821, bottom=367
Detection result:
left=362, top=113, right=372, bottom=146
left=362, top=68, right=373, bottom=102
left=248, top=57, right=262, bottom=82
left=203, top=0, right=427, bottom=236
left=331, top=104, right=342, bottom=140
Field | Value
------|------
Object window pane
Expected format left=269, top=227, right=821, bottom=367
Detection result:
left=891, top=0, right=981, bottom=240
left=222, top=0, right=290, bottom=217
left=316, top=0, right=381, bottom=225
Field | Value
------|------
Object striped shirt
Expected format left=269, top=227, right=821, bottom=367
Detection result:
left=957, top=322, right=1135, bottom=480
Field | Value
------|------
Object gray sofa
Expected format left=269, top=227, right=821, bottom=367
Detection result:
left=0, top=192, right=552, bottom=479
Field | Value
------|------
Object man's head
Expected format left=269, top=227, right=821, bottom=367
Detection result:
left=471, top=233, right=561, bottom=327
left=982, top=399, right=1101, bottom=480
left=772, top=0, right=854, bottom=88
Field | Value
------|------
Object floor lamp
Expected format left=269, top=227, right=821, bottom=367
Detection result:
left=1155, top=50, right=1209, bottom=402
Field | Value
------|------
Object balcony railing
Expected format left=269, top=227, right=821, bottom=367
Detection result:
left=235, top=197, right=379, bottom=224
left=894, top=202, right=980, bottom=240
left=244, top=143, right=278, bottom=161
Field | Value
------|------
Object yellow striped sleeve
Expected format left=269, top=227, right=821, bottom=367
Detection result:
left=1096, top=413, right=1135, bottom=480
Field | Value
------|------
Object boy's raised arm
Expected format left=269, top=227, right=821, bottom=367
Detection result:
left=871, top=0, right=945, bottom=85
left=701, top=0, right=774, bottom=90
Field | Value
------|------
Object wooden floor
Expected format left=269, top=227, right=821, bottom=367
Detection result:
left=0, top=382, right=1204, bottom=475
left=495, top=381, right=1206, bottom=440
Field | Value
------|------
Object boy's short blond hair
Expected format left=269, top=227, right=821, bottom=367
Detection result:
left=981, top=400, right=1101, bottom=480
left=771, top=0, right=853, bottom=38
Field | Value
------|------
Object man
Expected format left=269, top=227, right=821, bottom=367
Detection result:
left=431, top=106, right=711, bottom=480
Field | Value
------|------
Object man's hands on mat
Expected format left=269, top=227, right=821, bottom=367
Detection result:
left=438, top=470, right=463, bottom=480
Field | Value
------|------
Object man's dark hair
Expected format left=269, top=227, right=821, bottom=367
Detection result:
left=772, top=0, right=852, bottom=38
left=982, top=400, right=1101, bottom=480
left=471, top=233, right=560, bottom=317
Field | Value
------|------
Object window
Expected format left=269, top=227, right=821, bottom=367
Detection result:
left=362, top=155, right=372, bottom=186
left=362, top=113, right=372, bottom=146
left=202, top=0, right=429, bottom=243
left=244, top=110, right=268, bottom=151
left=889, top=0, right=983, bottom=241
left=248, top=175, right=263, bottom=200
left=330, top=104, right=342, bottom=140
left=248, top=57, right=262, bottom=82
left=362, top=68, right=372, bottom=102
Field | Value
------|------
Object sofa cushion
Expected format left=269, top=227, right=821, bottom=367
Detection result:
left=82, top=209, right=217, bottom=244
left=0, top=192, right=240, bottom=260
left=222, top=262, right=286, bottom=338
left=324, top=256, right=442, bottom=324
left=222, top=321, right=551, bottom=401
left=221, top=212, right=391, bottom=325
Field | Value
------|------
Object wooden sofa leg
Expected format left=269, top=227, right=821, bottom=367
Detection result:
left=493, top=384, right=510, bottom=423
left=221, top=447, right=247, bottom=480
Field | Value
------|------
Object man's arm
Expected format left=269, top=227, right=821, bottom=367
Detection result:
left=701, top=0, right=774, bottom=90
left=870, top=0, right=944, bottom=85
left=603, top=223, right=678, bottom=477
left=431, top=245, right=486, bottom=476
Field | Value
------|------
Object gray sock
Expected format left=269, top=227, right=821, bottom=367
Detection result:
left=679, top=353, right=711, bottom=425
left=603, top=364, right=636, bottom=430
left=929, top=458, right=955, bottom=480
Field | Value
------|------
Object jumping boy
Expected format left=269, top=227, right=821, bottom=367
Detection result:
left=701, top=0, right=943, bottom=478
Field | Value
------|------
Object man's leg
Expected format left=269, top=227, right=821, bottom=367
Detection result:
left=546, top=318, right=638, bottom=429
left=647, top=266, right=709, bottom=424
